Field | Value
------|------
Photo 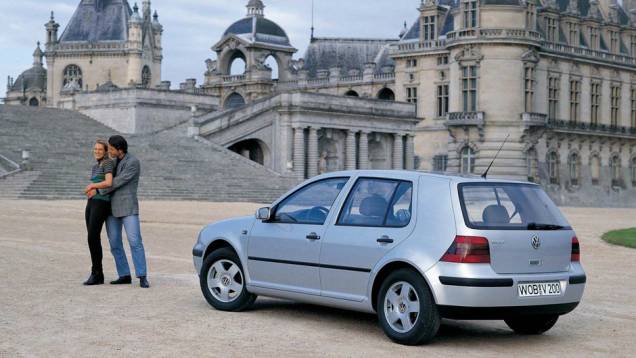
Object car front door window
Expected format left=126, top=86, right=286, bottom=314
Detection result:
left=274, top=177, right=349, bottom=225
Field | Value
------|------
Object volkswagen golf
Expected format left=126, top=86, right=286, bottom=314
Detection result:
left=192, top=170, right=586, bottom=345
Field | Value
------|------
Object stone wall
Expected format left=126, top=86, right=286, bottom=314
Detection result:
left=65, top=88, right=219, bottom=134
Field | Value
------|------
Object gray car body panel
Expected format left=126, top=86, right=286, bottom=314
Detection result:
left=193, top=170, right=586, bottom=315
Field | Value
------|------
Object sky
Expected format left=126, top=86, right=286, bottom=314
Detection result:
left=0, top=0, right=422, bottom=94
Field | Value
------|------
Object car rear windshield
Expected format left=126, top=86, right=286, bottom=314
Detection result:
left=458, top=183, right=571, bottom=230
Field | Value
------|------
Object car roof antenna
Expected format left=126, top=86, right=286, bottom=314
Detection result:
left=481, top=133, right=510, bottom=180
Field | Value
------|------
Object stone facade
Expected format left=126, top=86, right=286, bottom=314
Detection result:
left=44, top=0, right=163, bottom=107
left=391, top=0, right=636, bottom=206
left=193, top=92, right=417, bottom=178
left=5, top=0, right=636, bottom=206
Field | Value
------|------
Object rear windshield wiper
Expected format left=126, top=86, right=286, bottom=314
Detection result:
left=526, top=222, right=565, bottom=230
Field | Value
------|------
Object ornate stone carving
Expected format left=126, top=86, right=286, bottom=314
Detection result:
left=454, top=45, right=483, bottom=64
left=204, top=59, right=217, bottom=75
left=521, top=48, right=540, bottom=64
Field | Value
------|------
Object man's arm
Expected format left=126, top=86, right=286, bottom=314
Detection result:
left=98, top=158, right=139, bottom=195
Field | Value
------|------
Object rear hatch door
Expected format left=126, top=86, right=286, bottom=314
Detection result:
left=458, top=182, right=572, bottom=274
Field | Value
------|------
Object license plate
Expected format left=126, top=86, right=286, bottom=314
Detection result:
left=518, top=282, right=562, bottom=297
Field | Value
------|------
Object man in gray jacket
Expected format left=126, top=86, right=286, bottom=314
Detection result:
left=89, top=135, right=149, bottom=288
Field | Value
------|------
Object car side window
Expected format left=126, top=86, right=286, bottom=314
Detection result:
left=273, top=177, right=349, bottom=225
left=337, top=178, right=413, bottom=227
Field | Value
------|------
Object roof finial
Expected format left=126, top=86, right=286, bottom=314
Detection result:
left=33, top=41, right=44, bottom=66
left=50, top=11, right=55, bottom=21
left=133, top=2, right=139, bottom=13
left=310, top=0, right=315, bottom=40
left=153, top=10, right=159, bottom=21
left=246, top=0, right=265, bottom=17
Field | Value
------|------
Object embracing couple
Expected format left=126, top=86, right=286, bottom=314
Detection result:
left=83, top=135, right=149, bottom=288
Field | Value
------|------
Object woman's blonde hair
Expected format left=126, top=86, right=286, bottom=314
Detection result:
left=95, top=139, right=108, bottom=151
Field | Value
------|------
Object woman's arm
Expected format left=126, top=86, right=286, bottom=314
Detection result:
left=87, top=173, right=113, bottom=190
left=85, top=173, right=112, bottom=193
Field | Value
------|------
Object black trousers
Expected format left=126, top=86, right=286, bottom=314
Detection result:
left=85, top=199, right=111, bottom=273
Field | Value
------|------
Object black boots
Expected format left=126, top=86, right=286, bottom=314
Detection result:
left=83, top=271, right=105, bottom=286
left=110, top=275, right=132, bottom=285
left=139, top=276, right=150, bottom=288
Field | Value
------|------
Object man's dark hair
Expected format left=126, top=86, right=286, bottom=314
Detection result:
left=108, top=135, right=128, bottom=153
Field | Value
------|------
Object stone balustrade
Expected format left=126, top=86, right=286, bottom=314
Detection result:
left=390, top=40, right=447, bottom=55
left=446, top=111, right=485, bottom=126
left=541, top=42, right=636, bottom=66
left=547, top=119, right=636, bottom=138
left=222, top=74, right=247, bottom=83
left=521, top=112, right=548, bottom=126
left=446, top=28, right=542, bottom=44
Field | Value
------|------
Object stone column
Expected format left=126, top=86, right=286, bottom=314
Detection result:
left=393, top=133, right=405, bottom=170
left=405, top=134, right=415, bottom=170
left=293, top=126, right=306, bottom=180
left=345, top=130, right=357, bottom=170
left=307, top=127, right=320, bottom=178
left=358, top=131, right=370, bottom=169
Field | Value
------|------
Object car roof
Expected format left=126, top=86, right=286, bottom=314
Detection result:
left=314, top=170, right=536, bottom=186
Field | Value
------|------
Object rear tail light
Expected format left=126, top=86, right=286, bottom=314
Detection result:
left=441, top=236, right=490, bottom=264
left=571, top=236, right=580, bottom=262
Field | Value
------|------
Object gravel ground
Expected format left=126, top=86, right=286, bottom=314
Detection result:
left=1, top=200, right=635, bottom=357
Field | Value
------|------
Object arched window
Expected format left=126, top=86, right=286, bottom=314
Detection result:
left=142, top=66, right=151, bottom=87
left=264, top=55, right=279, bottom=80
left=610, top=155, right=622, bottom=187
left=62, top=65, right=82, bottom=90
left=224, top=92, right=246, bottom=109
left=631, top=157, right=636, bottom=186
left=590, top=155, right=601, bottom=185
left=568, top=152, right=580, bottom=186
left=460, top=146, right=475, bottom=174
left=377, top=88, right=395, bottom=101
left=547, top=151, right=559, bottom=184
left=344, top=90, right=359, bottom=97
left=29, top=98, right=39, bottom=107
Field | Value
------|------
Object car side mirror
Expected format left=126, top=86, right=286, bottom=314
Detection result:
left=256, top=207, right=272, bottom=221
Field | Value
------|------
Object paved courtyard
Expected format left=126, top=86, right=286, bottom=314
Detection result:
left=1, top=200, right=635, bottom=357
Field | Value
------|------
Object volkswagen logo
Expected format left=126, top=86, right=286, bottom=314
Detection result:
left=531, top=235, right=541, bottom=250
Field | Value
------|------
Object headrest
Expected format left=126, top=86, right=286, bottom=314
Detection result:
left=482, top=205, right=510, bottom=224
left=360, top=195, right=388, bottom=217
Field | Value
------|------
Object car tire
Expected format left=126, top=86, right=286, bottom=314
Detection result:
left=504, top=315, right=559, bottom=335
left=200, top=247, right=256, bottom=312
left=376, top=269, right=440, bottom=345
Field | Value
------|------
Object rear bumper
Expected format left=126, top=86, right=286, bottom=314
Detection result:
left=425, top=262, right=586, bottom=308
left=438, top=302, right=579, bottom=320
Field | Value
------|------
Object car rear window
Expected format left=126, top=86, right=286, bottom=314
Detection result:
left=458, top=183, right=570, bottom=230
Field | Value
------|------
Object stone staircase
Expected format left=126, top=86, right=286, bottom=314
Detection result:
left=0, top=105, right=299, bottom=202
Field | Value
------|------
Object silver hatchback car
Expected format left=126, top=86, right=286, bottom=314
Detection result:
left=192, top=170, right=586, bottom=345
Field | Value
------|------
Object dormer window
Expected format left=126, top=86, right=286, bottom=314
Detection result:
left=568, top=23, right=578, bottom=46
left=546, top=17, right=557, bottom=43
left=609, top=30, right=619, bottom=53
left=526, top=2, right=536, bottom=30
left=631, top=35, right=636, bottom=57
left=422, top=15, right=437, bottom=41
left=462, top=0, right=478, bottom=29
left=589, top=27, right=599, bottom=50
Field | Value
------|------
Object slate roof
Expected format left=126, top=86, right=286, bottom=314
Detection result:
left=401, top=0, right=458, bottom=42
left=11, top=66, right=47, bottom=92
left=223, top=16, right=291, bottom=46
left=302, top=38, right=398, bottom=78
left=59, top=0, right=132, bottom=42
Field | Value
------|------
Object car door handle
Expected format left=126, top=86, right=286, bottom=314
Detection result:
left=306, top=232, right=321, bottom=241
left=377, top=236, right=394, bottom=244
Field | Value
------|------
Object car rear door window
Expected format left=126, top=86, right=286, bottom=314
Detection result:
left=274, top=177, right=349, bottom=225
left=337, top=178, right=413, bottom=227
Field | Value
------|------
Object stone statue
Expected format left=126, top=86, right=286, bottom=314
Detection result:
left=205, top=59, right=217, bottom=75
left=318, top=151, right=328, bottom=174
left=288, top=58, right=305, bottom=72
left=254, top=52, right=271, bottom=70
